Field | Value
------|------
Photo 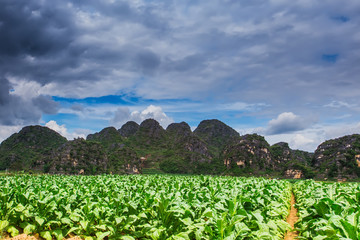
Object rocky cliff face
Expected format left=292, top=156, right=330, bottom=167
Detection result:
left=166, top=122, right=192, bottom=138
left=135, top=119, right=167, bottom=145
left=270, top=142, right=292, bottom=164
left=118, top=121, right=139, bottom=137
left=87, top=127, right=124, bottom=147
left=86, top=126, right=140, bottom=174
left=313, top=134, right=360, bottom=179
left=107, top=145, right=141, bottom=174
left=221, top=136, right=316, bottom=178
left=0, top=125, right=67, bottom=171
left=120, top=120, right=215, bottom=174
left=270, top=142, right=313, bottom=166
left=194, top=119, right=240, bottom=148
left=2, top=120, right=360, bottom=180
left=270, top=142, right=314, bottom=178
left=222, top=134, right=272, bottom=173
left=161, top=122, right=213, bottom=173
left=45, top=138, right=108, bottom=175
left=166, top=122, right=211, bottom=158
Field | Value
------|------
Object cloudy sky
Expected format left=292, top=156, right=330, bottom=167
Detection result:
left=1, top=0, right=360, bottom=152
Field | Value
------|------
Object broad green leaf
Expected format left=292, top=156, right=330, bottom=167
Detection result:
left=149, top=227, right=165, bottom=240
left=96, top=231, right=111, bottom=240
left=224, top=233, right=236, bottom=240
left=195, top=229, right=204, bottom=240
left=234, top=222, right=250, bottom=233
left=255, top=231, right=273, bottom=239
left=314, top=201, right=330, bottom=217
left=329, top=215, right=342, bottom=229
left=0, top=220, right=9, bottom=231
left=61, top=217, right=72, bottom=225
left=120, top=236, right=136, bottom=240
left=23, top=224, right=36, bottom=234
left=7, top=226, right=19, bottom=237
left=95, top=225, right=107, bottom=231
left=14, top=203, right=25, bottom=212
left=65, top=226, right=80, bottom=236
left=138, top=212, right=147, bottom=218
left=70, top=212, right=81, bottom=222
left=40, top=231, right=52, bottom=240
left=171, top=232, right=190, bottom=240
left=52, top=229, right=64, bottom=240
left=35, top=216, right=45, bottom=226
left=115, top=216, right=126, bottom=225
left=313, top=236, right=328, bottom=240
left=252, top=211, right=264, bottom=223
left=340, top=220, right=357, bottom=239
left=201, top=208, right=213, bottom=218
left=274, top=220, right=290, bottom=233
left=80, top=220, right=89, bottom=231
left=180, top=218, right=193, bottom=226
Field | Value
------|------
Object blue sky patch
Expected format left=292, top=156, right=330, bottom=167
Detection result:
left=53, top=95, right=140, bottom=105
left=322, top=54, right=339, bottom=63
left=332, top=16, right=349, bottom=22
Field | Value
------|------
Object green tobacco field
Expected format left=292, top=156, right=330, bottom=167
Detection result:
left=0, top=175, right=359, bottom=240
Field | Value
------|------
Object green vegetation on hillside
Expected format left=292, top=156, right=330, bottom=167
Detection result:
left=0, top=126, right=67, bottom=171
left=0, top=119, right=360, bottom=179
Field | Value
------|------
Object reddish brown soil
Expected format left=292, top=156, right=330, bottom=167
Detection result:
left=1, top=234, right=38, bottom=240
left=284, top=193, right=299, bottom=240
left=2, top=233, right=82, bottom=240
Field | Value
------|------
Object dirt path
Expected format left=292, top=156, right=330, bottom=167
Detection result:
left=284, top=193, right=299, bottom=240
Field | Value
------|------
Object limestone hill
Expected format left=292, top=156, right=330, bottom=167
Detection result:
left=1, top=119, right=360, bottom=179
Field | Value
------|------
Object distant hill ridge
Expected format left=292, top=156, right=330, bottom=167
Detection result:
left=0, top=119, right=360, bottom=180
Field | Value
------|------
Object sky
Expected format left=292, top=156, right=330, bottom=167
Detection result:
left=1, top=0, right=360, bottom=152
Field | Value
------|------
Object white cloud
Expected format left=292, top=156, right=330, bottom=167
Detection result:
left=0, top=125, right=23, bottom=143
left=8, top=77, right=42, bottom=99
left=323, top=122, right=360, bottom=140
left=45, top=120, right=69, bottom=138
left=45, top=120, right=90, bottom=140
left=218, top=102, right=268, bottom=112
left=290, top=134, right=315, bottom=150
left=324, top=101, right=357, bottom=109
left=264, top=112, right=312, bottom=135
left=111, top=105, right=174, bottom=128
left=264, top=121, right=360, bottom=152
left=264, top=130, right=321, bottom=152
left=111, top=107, right=131, bottom=124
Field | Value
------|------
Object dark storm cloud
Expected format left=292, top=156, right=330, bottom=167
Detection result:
left=135, top=50, right=161, bottom=74
left=0, top=0, right=81, bottom=84
left=32, top=95, right=59, bottom=114
left=0, top=78, right=58, bottom=125
left=164, top=54, right=207, bottom=72
left=1, top=0, right=360, bottom=131
left=0, top=78, right=11, bottom=105
left=0, top=1, right=74, bottom=57
left=0, top=1, right=78, bottom=125
left=73, top=0, right=169, bottom=31
left=0, top=0, right=170, bottom=125
left=0, top=0, right=168, bottom=86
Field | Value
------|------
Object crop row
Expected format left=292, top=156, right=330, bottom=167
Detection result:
left=0, top=175, right=292, bottom=240
left=293, top=180, right=360, bottom=239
